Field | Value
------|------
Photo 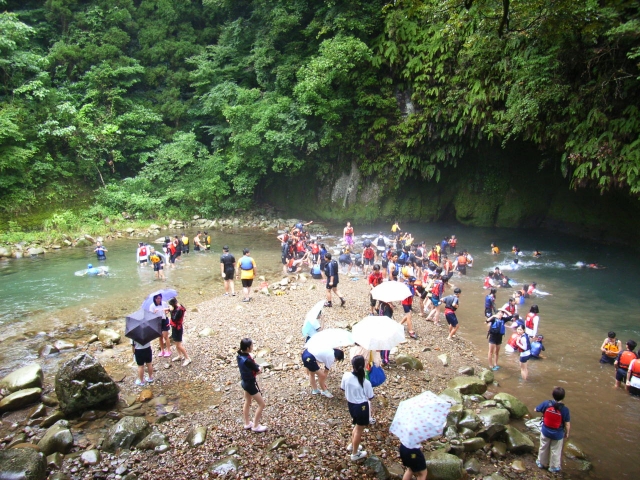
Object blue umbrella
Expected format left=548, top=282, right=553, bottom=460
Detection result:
left=141, top=289, right=178, bottom=312
left=125, top=309, right=163, bottom=345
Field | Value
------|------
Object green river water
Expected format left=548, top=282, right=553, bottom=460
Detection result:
left=0, top=223, right=637, bottom=478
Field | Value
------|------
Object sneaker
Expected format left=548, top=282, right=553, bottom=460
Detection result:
left=311, top=389, right=321, bottom=395
left=369, top=418, right=376, bottom=425
left=340, top=297, right=346, bottom=307
left=182, top=358, right=192, bottom=367
left=223, top=293, right=229, bottom=296
left=492, top=366, right=500, bottom=371
left=242, top=298, right=250, bottom=302
left=350, top=450, right=367, bottom=461
left=146, top=377, right=154, bottom=383
left=243, top=421, right=254, bottom=430
left=320, top=390, right=333, bottom=398
left=549, top=467, right=561, bottom=473
left=346, top=444, right=363, bottom=452
left=252, top=424, right=268, bottom=433
left=172, top=356, right=184, bottom=362
left=536, top=460, right=546, bottom=469
left=134, top=379, right=145, bottom=386
left=409, top=331, right=418, bottom=339
left=164, top=351, right=172, bottom=357
left=323, top=302, right=332, bottom=307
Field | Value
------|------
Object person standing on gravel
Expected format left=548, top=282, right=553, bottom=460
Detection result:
left=168, top=297, right=191, bottom=366
left=220, top=246, right=236, bottom=296
left=323, top=253, right=345, bottom=307
left=236, top=248, right=256, bottom=302
left=237, top=338, right=267, bottom=433
left=341, top=355, right=374, bottom=461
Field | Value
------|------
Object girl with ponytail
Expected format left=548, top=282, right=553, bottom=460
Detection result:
left=340, top=355, right=375, bottom=461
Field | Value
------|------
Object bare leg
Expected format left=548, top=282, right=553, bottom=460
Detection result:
left=521, top=361, right=528, bottom=380
left=307, top=369, right=318, bottom=390
left=146, top=363, right=153, bottom=379
left=163, top=331, right=170, bottom=354
left=488, top=344, right=495, bottom=368
left=252, top=392, right=266, bottom=426
left=352, top=424, right=365, bottom=453
left=317, top=369, right=329, bottom=390
left=137, top=365, right=144, bottom=383
left=495, top=345, right=501, bottom=367
left=242, top=390, right=252, bottom=426
left=176, top=342, right=189, bottom=360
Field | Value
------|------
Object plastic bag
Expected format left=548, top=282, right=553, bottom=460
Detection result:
left=369, top=365, right=386, bottom=387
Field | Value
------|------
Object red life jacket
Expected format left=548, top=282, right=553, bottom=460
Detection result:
left=507, top=333, right=518, bottom=349
left=449, top=238, right=457, bottom=247
left=483, top=277, right=492, bottom=288
left=345, top=227, right=353, bottom=236
left=311, top=244, right=319, bottom=254
left=296, top=241, right=305, bottom=252
left=139, top=246, right=147, bottom=256
left=525, top=312, right=536, bottom=330
left=169, top=305, right=186, bottom=329
left=369, top=273, right=383, bottom=287
left=364, top=247, right=375, bottom=260
left=429, top=251, right=439, bottom=262
left=542, top=402, right=564, bottom=429
left=169, top=243, right=176, bottom=255
left=618, top=351, right=637, bottom=370
left=431, top=281, right=442, bottom=297
left=505, top=304, right=515, bottom=315
left=630, top=360, right=640, bottom=379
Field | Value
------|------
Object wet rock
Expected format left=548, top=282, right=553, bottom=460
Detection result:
left=464, top=457, right=481, bottom=474
left=503, top=425, right=534, bottom=453
left=54, top=353, right=119, bottom=416
left=479, top=369, right=494, bottom=384
left=38, top=345, right=59, bottom=357
left=439, top=389, right=463, bottom=405
left=198, top=328, right=215, bottom=337
left=446, top=404, right=463, bottom=426
left=494, top=393, right=529, bottom=419
left=46, top=452, right=63, bottom=470
left=37, top=420, right=74, bottom=456
left=483, top=475, right=507, bottom=480
left=41, top=395, right=58, bottom=407
left=98, top=329, right=121, bottom=345
left=6, top=434, right=27, bottom=449
left=395, top=355, right=424, bottom=370
left=52, top=340, right=75, bottom=351
left=462, top=437, right=485, bottom=452
left=478, top=408, right=510, bottom=428
left=9, top=444, right=40, bottom=451
left=447, top=377, right=487, bottom=395
left=564, top=439, right=588, bottom=460
left=268, top=437, right=286, bottom=450
left=0, top=388, right=42, bottom=412
left=457, top=367, right=474, bottom=376
left=511, top=459, right=526, bottom=471
left=466, top=394, right=484, bottom=403
left=364, top=455, right=390, bottom=479
left=40, top=411, right=65, bottom=428
left=28, top=404, right=46, bottom=419
left=579, top=460, right=593, bottom=471
left=103, top=416, right=151, bottom=452
left=437, top=354, right=450, bottom=366
left=186, top=426, right=207, bottom=447
left=458, top=410, right=481, bottom=431
left=83, top=234, right=96, bottom=244
left=137, top=429, right=169, bottom=450
left=491, top=441, right=507, bottom=458
left=27, top=247, right=45, bottom=256
left=386, top=462, right=405, bottom=479
left=80, top=449, right=101, bottom=465
left=0, top=364, right=44, bottom=392
left=478, top=400, right=498, bottom=409
left=423, top=451, right=464, bottom=480
left=209, top=456, right=239, bottom=475
left=137, top=389, right=153, bottom=402
left=458, top=427, right=475, bottom=438
left=524, top=418, right=542, bottom=434
left=87, top=335, right=99, bottom=344
left=156, top=413, right=179, bottom=424
left=444, top=426, right=458, bottom=440
left=0, top=448, right=47, bottom=480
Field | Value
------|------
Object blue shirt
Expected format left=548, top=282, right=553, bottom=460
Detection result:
left=324, top=260, right=339, bottom=281
left=535, top=400, right=570, bottom=440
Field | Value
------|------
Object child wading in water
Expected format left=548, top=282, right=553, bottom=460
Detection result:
left=236, top=338, right=267, bottom=432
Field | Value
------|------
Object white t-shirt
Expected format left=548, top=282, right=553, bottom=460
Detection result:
left=149, top=301, right=168, bottom=317
left=310, top=348, right=337, bottom=370
left=341, top=372, right=374, bottom=405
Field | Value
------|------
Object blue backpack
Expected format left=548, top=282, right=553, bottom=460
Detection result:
left=489, top=318, right=505, bottom=336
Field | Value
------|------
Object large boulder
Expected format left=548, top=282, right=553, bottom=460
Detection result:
left=27, top=247, right=45, bottom=256
left=54, top=354, right=119, bottom=416
left=439, top=389, right=463, bottom=405
left=494, top=393, right=529, bottom=418
left=0, top=247, right=11, bottom=258
left=186, top=426, right=207, bottom=447
left=37, top=421, right=74, bottom=456
left=462, top=437, right=486, bottom=452
left=0, top=364, right=44, bottom=393
left=478, top=408, right=510, bottom=428
left=0, top=388, right=42, bottom=412
left=458, top=410, right=481, bottom=431
left=502, top=425, right=535, bottom=453
left=363, top=455, right=390, bottom=480
left=447, top=377, right=487, bottom=395
left=137, top=429, right=170, bottom=450
left=0, top=448, right=47, bottom=480
left=423, top=451, right=464, bottom=480
left=395, top=355, right=424, bottom=371
left=103, top=416, right=151, bottom=452
left=98, top=329, right=121, bottom=345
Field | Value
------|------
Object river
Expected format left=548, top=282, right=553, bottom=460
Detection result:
left=0, top=223, right=637, bottom=478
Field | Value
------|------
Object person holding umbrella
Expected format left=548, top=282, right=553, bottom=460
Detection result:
left=341, top=355, right=374, bottom=461
left=148, top=293, right=171, bottom=357
left=168, top=297, right=191, bottom=366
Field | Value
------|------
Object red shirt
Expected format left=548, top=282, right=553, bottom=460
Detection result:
left=368, top=272, right=383, bottom=287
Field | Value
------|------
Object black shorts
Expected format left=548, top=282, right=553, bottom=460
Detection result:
left=488, top=333, right=503, bottom=345
left=138, top=258, right=148, bottom=264
left=169, top=254, right=176, bottom=264
left=302, top=350, right=320, bottom=372
left=369, top=294, right=377, bottom=307
left=161, top=318, right=170, bottom=332
left=616, top=368, right=628, bottom=382
left=241, top=379, right=260, bottom=396
left=364, top=258, right=374, bottom=266
left=484, top=308, right=493, bottom=318
left=348, top=401, right=370, bottom=426
left=445, top=312, right=458, bottom=327
left=171, top=327, right=183, bottom=342
left=326, top=280, right=338, bottom=290
left=134, top=347, right=152, bottom=366
left=382, top=259, right=388, bottom=268
left=519, top=355, right=530, bottom=363
left=224, top=269, right=234, bottom=281
left=183, top=246, right=189, bottom=253
left=153, top=263, right=163, bottom=271
left=241, top=278, right=253, bottom=288
left=400, top=445, right=427, bottom=473
left=402, top=304, right=412, bottom=314
left=600, top=354, right=615, bottom=364
left=457, top=265, right=466, bottom=275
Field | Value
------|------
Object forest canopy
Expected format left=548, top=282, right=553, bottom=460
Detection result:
left=0, top=0, right=638, bottom=220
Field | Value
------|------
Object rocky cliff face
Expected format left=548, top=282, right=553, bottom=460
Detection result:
left=259, top=144, right=640, bottom=244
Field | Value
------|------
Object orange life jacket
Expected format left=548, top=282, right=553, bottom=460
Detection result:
left=630, top=360, right=640, bottom=379
left=507, top=333, right=518, bottom=349
left=618, top=351, right=637, bottom=370
left=345, top=227, right=354, bottom=236
left=457, top=255, right=467, bottom=265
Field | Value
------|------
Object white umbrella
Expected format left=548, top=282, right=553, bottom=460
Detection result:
left=389, top=391, right=451, bottom=448
left=370, top=281, right=412, bottom=303
left=305, top=328, right=354, bottom=354
left=305, top=300, right=325, bottom=324
left=352, top=316, right=405, bottom=350
left=302, top=300, right=326, bottom=339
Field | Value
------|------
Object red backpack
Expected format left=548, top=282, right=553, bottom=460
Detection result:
left=542, top=402, right=564, bottom=429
